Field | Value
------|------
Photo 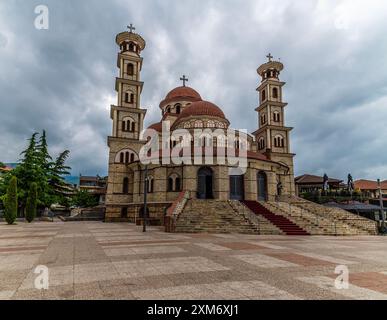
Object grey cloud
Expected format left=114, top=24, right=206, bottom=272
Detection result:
left=0, top=0, right=387, bottom=180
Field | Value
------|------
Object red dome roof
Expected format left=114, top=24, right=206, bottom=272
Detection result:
left=160, top=86, right=202, bottom=108
left=176, top=100, right=226, bottom=121
left=166, top=86, right=201, bottom=100
left=147, top=122, right=162, bottom=132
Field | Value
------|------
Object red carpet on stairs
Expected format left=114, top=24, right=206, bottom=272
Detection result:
left=242, top=201, right=310, bottom=236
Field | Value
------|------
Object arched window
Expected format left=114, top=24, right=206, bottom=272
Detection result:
left=273, top=87, right=279, bottom=99
left=125, top=152, right=130, bottom=164
left=167, top=177, right=174, bottom=192
left=273, top=111, right=280, bottom=122
left=130, top=153, right=135, bottom=163
left=261, top=114, right=266, bottom=125
left=207, top=120, right=215, bottom=128
left=262, top=90, right=266, bottom=102
left=147, top=176, right=154, bottom=193
left=127, top=63, right=134, bottom=76
left=166, top=106, right=171, bottom=113
left=131, top=122, right=135, bottom=132
left=123, top=177, right=129, bottom=194
left=274, top=135, right=285, bottom=148
left=120, top=153, right=124, bottom=163
left=129, top=42, right=135, bottom=52
left=167, top=174, right=181, bottom=192
left=175, top=177, right=181, bottom=191
left=258, top=137, right=265, bottom=150
left=175, top=104, right=181, bottom=114
left=195, top=121, right=203, bottom=128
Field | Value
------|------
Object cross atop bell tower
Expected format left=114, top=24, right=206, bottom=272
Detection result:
left=127, top=23, right=136, bottom=33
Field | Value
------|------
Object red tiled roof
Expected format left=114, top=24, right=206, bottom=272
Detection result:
left=147, top=122, right=163, bottom=132
left=354, top=179, right=387, bottom=190
left=159, top=86, right=202, bottom=109
left=175, top=100, right=226, bottom=122
left=0, top=166, right=13, bottom=172
left=295, top=174, right=342, bottom=184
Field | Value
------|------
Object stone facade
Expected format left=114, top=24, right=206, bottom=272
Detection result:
left=105, top=30, right=296, bottom=224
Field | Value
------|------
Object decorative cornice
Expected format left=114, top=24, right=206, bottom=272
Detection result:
left=115, top=31, right=146, bottom=50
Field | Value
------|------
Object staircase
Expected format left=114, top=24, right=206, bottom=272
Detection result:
left=242, top=201, right=310, bottom=236
left=279, top=196, right=378, bottom=235
left=175, top=200, right=260, bottom=234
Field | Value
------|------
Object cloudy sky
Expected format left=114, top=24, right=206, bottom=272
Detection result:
left=1, top=0, right=387, bottom=180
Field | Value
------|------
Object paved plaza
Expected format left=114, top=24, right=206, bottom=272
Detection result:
left=0, top=221, right=387, bottom=300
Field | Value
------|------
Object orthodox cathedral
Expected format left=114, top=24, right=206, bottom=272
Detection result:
left=105, top=26, right=296, bottom=224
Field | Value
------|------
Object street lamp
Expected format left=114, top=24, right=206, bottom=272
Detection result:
left=143, top=165, right=148, bottom=233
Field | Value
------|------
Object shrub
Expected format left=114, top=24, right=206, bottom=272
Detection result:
left=4, top=176, right=18, bottom=225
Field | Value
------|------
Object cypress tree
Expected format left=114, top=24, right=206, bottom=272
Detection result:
left=25, top=182, right=37, bottom=223
left=4, top=176, right=18, bottom=225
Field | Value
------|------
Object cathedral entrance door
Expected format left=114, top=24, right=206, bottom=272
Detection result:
left=230, top=175, right=244, bottom=200
left=197, top=167, right=213, bottom=199
left=257, top=171, right=268, bottom=201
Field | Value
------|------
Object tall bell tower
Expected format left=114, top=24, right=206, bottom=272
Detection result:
left=105, top=25, right=147, bottom=221
left=253, top=54, right=296, bottom=195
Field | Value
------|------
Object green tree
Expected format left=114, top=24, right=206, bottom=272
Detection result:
left=10, top=131, right=72, bottom=211
left=4, top=176, right=18, bottom=224
left=71, top=189, right=99, bottom=208
left=25, top=182, right=38, bottom=223
left=0, top=162, right=5, bottom=168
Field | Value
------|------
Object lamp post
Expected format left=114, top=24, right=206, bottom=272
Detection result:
left=377, top=179, right=386, bottom=232
left=143, top=165, right=148, bottom=233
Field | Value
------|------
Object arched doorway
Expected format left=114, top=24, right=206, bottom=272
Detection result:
left=257, top=171, right=268, bottom=201
left=197, top=167, right=213, bottom=199
left=230, top=175, right=244, bottom=200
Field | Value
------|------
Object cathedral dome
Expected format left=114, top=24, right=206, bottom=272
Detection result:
left=159, top=86, right=202, bottom=109
left=147, top=122, right=162, bottom=132
left=171, top=100, right=229, bottom=130
left=177, top=100, right=226, bottom=120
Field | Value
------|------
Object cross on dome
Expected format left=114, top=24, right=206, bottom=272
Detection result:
left=180, top=75, right=188, bottom=87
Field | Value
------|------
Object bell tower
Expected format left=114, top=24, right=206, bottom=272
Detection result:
left=105, top=25, right=147, bottom=221
left=253, top=54, right=296, bottom=195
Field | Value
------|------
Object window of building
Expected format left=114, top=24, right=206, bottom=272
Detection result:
left=273, top=111, right=280, bottom=123
left=127, top=63, right=134, bottom=76
left=262, top=90, right=266, bottom=101
left=167, top=177, right=174, bottom=192
left=273, top=87, right=279, bottom=99
left=261, top=114, right=266, bottom=125
left=175, top=104, right=181, bottom=114
left=274, top=135, right=285, bottom=148
left=258, top=137, right=265, bottom=150
left=147, top=177, right=154, bottom=193
left=167, top=174, right=181, bottom=192
left=123, top=177, right=129, bottom=194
